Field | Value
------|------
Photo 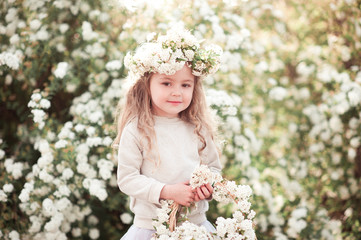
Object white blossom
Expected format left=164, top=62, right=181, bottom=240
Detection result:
left=40, top=99, right=51, bottom=109
left=10, top=34, right=20, bottom=44
left=42, top=198, right=57, bottom=217
left=269, top=86, right=288, bottom=101
left=32, top=109, right=46, bottom=122
left=71, top=228, right=81, bottom=237
left=3, top=183, right=14, bottom=193
left=97, top=159, right=114, bottom=180
left=61, top=168, right=74, bottom=180
left=19, top=189, right=30, bottom=203
left=83, top=178, right=108, bottom=201
left=0, top=190, right=7, bottom=202
left=29, top=216, right=43, bottom=234
left=329, top=116, right=343, bottom=133
left=0, top=51, right=20, bottom=70
left=89, top=228, right=100, bottom=239
left=59, top=23, right=69, bottom=33
left=120, top=213, right=133, bottom=224
left=9, top=230, right=20, bottom=240
left=30, top=19, right=42, bottom=30
left=55, top=198, right=71, bottom=211
left=54, top=62, right=69, bottom=79
left=39, top=169, right=54, bottom=183
left=55, top=139, right=68, bottom=149
left=106, top=60, right=122, bottom=71
left=54, top=185, right=71, bottom=198
left=36, top=27, right=50, bottom=41
left=5, top=158, right=24, bottom=180
left=82, top=21, right=99, bottom=41
left=190, top=164, right=216, bottom=188
left=44, top=212, right=64, bottom=232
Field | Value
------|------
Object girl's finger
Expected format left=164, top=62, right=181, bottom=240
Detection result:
left=201, top=186, right=210, bottom=198
left=195, top=193, right=200, bottom=201
left=205, top=183, right=213, bottom=194
left=197, top=187, right=205, bottom=199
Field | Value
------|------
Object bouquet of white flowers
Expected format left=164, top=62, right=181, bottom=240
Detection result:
left=152, top=165, right=257, bottom=240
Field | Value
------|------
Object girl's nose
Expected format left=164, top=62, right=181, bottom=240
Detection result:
left=171, top=87, right=181, bottom=96
left=171, top=91, right=181, bottom=96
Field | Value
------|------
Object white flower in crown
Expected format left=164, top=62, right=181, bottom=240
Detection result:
left=124, top=25, right=222, bottom=85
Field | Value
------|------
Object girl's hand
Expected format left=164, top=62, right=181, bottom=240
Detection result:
left=160, top=181, right=195, bottom=207
left=194, top=183, right=213, bottom=202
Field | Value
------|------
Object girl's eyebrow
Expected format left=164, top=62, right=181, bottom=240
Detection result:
left=159, top=77, right=173, bottom=81
left=183, top=79, right=194, bottom=82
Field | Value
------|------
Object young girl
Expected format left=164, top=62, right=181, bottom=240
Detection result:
left=113, top=25, right=223, bottom=239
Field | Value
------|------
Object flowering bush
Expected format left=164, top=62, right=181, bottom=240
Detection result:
left=1, top=0, right=129, bottom=239
left=152, top=165, right=256, bottom=240
left=1, top=0, right=360, bottom=239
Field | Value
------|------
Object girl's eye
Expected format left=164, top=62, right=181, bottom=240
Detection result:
left=182, top=84, right=192, bottom=88
left=162, top=82, right=171, bottom=86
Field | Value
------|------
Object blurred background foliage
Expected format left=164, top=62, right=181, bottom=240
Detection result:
left=0, top=0, right=360, bottom=239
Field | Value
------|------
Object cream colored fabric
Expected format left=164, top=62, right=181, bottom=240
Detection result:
left=117, top=116, right=222, bottom=229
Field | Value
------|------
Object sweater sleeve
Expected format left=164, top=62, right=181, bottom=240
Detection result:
left=202, top=131, right=222, bottom=174
left=117, top=124, right=165, bottom=204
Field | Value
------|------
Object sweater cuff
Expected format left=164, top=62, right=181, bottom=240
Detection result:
left=150, top=182, right=166, bottom=204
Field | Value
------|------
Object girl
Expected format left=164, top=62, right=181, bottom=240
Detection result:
left=113, top=25, right=223, bottom=239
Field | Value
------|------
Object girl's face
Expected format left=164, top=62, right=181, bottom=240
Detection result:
left=149, top=65, right=195, bottom=118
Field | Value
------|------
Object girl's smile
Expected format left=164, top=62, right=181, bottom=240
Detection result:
left=167, top=101, right=182, bottom=104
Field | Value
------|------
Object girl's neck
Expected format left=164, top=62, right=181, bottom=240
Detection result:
left=153, top=115, right=182, bottom=124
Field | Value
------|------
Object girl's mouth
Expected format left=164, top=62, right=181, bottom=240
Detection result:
left=168, top=101, right=182, bottom=105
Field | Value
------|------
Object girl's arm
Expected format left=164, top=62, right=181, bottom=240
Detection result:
left=201, top=131, right=222, bottom=173
left=117, top=125, right=165, bottom=204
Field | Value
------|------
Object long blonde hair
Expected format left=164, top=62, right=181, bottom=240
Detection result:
left=112, top=71, right=218, bottom=165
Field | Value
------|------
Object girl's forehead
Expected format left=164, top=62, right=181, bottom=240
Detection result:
left=153, top=65, right=194, bottom=79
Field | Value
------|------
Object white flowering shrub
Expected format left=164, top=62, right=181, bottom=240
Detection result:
left=0, top=0, right=129, bottom=239
left=1, top=0, right=360, bottom=239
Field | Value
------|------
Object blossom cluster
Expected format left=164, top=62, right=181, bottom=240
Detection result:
left=0, top=51, right=21, bottom=70
left=189, top=164, right=222, bottom=188
left=124, top=24, right=222, bottom=85
left=0, top=141, right=16, bottom=203
left=18, top=88, right=117, bottom=239
left=152, top=165, right=256, bottom=240
left=17, top=126, right=115, bottom=239
left=28, top=92, right=51, bottom=129
left=54, top=62, right=69, bottom=79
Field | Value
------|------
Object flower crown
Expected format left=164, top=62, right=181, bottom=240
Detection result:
left=124, top=25, right=222, bottom=83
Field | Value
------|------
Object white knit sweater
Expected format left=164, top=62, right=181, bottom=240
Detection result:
left=117, top=116, right=222, bottom=229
